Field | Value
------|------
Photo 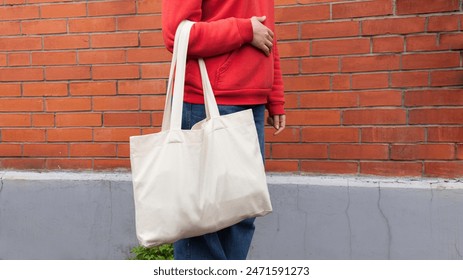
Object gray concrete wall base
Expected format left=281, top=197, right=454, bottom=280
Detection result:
left=0, top=171, right=462, bottom=260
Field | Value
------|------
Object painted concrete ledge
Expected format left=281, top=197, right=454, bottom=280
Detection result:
left=0, top=171, right=462, bottom=260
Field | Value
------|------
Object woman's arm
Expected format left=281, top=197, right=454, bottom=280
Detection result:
left=162, top=0, right=254, bottom=58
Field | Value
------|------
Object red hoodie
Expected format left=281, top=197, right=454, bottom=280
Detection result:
left=162, top=0, right=285, bottom=116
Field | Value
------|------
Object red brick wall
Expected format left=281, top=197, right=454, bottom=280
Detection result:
left=0, top=0, right=462, bottom=178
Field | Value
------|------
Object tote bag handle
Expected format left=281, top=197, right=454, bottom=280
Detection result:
left=161, top=20, right=220, bottom=131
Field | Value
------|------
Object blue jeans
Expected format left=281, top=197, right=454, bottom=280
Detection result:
left=173, top=102, right=266, bottom=260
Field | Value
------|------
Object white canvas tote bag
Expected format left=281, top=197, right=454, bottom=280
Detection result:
left=129, top=20, right=272, bottom=247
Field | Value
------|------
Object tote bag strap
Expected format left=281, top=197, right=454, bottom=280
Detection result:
left=161, top=20, right=220, bottom=131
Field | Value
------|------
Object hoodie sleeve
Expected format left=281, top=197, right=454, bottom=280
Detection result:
left=162, top=0, right=254, bottom=58
left=266, top=40, right=285, bottom=116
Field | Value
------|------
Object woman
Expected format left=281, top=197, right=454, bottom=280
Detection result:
left=162, top=0, right=286, bottom=260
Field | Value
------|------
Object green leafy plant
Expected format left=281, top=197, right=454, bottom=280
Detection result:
left=130, top=244, right=174, bottom=260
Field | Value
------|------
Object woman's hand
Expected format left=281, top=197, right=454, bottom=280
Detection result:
left=267, top=114, right=286, bottom=135
left=250, top=16, right=274, bottom=56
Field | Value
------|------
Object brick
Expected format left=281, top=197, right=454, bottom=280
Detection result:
left=265, top=127, right=301, bottom=143
left=93, top=97, right=139, bottom=111
left=431, top=70, right=463, bottom=87
left=0, top=37, right=42, bottom=51
left=402, top=53, right=460, bottom=70
left=275, top=24, right=299, bottom=41
left=300, top=93, right=357, bottom=108
left=70, top=82, right=117, bottom=96
left=47, top=128, right=93, bottom=142
left=69, top=18, right=116, bottom=33
left=4, top=0, right=26, bottom=4
left=32, top=114, right=55, bottom=127
left=331, top=144, right=389, bottom=160
left=391, top=71, right=429, bottom=87
left=0, top=98, right=43, bottom=112
left=282, top=93, right=299, bottom=109
left=342, top=55, right=400, bottom=72
left=280, top=59, right=300, bottom=75
left=410, top=109, right=463, bottom=125
left=283, top=76, right=330, bottom=91
left=358, top=90, right=402, bottom=107
left=266, top=160, right=299, bottom=172
left=275, top=42, right=309, bottom=58
left=362, top=127, right=426, bottom=143
left=0, top=54, right=7, bottom=66
left=0, top=84, right=21, bottom=96
left=332, top=75, right=351, bottom=90
left=23, top=144, right=68, bottom=157
left=406, top=34, right=443, bottom=52
left=333, top=0, right=392, bottom=19
left=392, top=144, right=455, bottom=160
left=0, top=5, right=39, bottom=20
left=440, top=33, right=463, bottom=50
left=78, top=50, right=126, bottom=65
left=0, top=159, right=46, bottom=169
left=22, top=19, right=67, bottom=34
left=94, top=128, right=140, bottom=142
left=285, top=110, right=341, bottom=125
left=91, top=33, right=138, bottom=48
left=55, top=113, right=102, bottom=127
left=2, top=129, right=46, bottom=142
left=275, top=5, right=330, bottom=23
left=301, top=57, right=339, bottom=74
left=428, top=15, right=460, bottom=32
left=117, top=15, right=162, bottom=31
left=361, top=162, right=423, bottom=177
left=126, top=48, right=172, bottom=62
left=428, top=127, right=463, bottom=142
left=46, top=159, right=93, bottom=170
left=117, top=143, right=130, bottom=158
left=372, top=36, right=404, bottom=53
left=301, top=161, right=358, bottom=175
left=23, top=82, right=68, bottom=97
left=396, top=0, right=459, bottom=15
left=0, top=68, right=43, bottom=82
left=46, top=97, right=91, bottom=112
left=0, top=144, right=22, bottom=157
left=344, top=109, right=407, bottom=125
left=0, top=114, right=31, bottom=127
left=140, top=31, right=165, bottom=47
left=275, top=0, right=297, bottom=5
left=405, top=89, right=463, bottom=106
left=43, top=35, right=90, bottom=50
left=88, top=0, right=136, bottom=16
left=302, top=127, right=359, bottom=142
left=352, top=73, right=389, bottom=89
left=92, top=65, right=139, bottom=80
left=272, top=144, right=328, bottom=159
left=362, top=18, right=426, bottom=35
left=8, top=53, right=30, bottom=66
left=40, top=3, right=86, bottom=18
left=103, top=112, right=151, bottom=127
left=45, top=66, right=91, bottom=80
left=301, top=21, right=359, bottom=39
left=137, top=0, right=162, bottom=13
left=140, top=96, right=165, bottom=111
left=312, top=38, right=370, bottom=56
left=94, top=159, right=131, bottom=170
left=424, top=162, right=463, bottom=178
left=118, top=80, right=166, bottom=95
left=458, top=145, right=463, bottom=160
left=32, top=51, right=76, bottom=66
left=70, top=143, right=117, bottom=157
left=0, top=21, right=21, bottom=35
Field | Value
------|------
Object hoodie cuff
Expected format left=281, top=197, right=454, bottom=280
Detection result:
left=235, top=18, right=254, bottom=44
left=266, top=102, right=285, bottom=117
